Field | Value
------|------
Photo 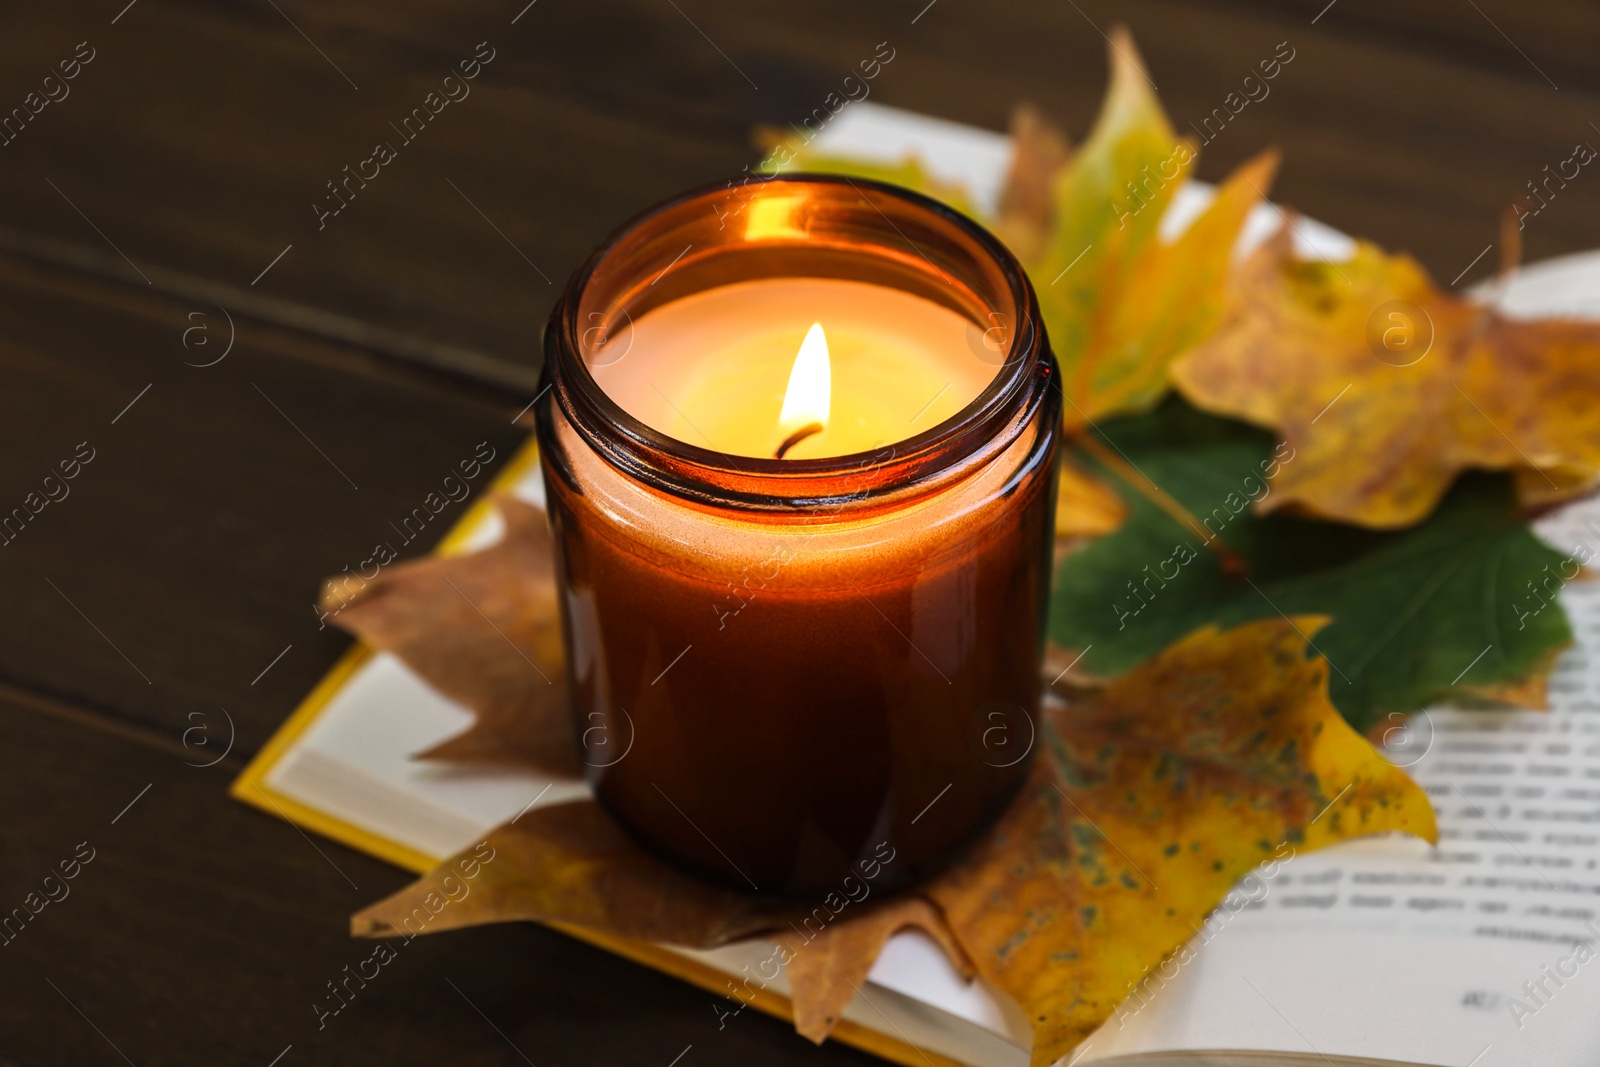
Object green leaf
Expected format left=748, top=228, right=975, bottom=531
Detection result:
left=1049, top=401, right=1575, bottom=732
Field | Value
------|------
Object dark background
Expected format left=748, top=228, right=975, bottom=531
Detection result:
left=1, top=1, right=1596, bottom=1063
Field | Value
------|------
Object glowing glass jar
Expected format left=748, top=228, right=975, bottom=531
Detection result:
left=535, top=176, right=1059, bottom=896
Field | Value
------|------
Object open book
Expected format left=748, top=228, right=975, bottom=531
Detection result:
left=233, top=103, right=1600, bottom=1067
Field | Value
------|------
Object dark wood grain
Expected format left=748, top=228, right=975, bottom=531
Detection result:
left=1, top=1, right=1597, bottom=382
left=3, top=2, right=1598, bottom=1064
left=0, top=251, right=529, bottom=757
left=0, top=702, right=882, bottom=1066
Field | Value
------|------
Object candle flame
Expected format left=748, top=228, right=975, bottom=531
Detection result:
left=779, top=323, right=831, bottom=435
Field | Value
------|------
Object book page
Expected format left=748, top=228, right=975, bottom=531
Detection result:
left=1084, top=498, right=1600, bottom=1067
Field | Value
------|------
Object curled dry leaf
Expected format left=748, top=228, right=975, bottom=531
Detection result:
left=928, top=617, right=1437, bottom=1067
left=1172, top=228, right=1600, bottom=527
left=321, top=495, right=579, bottom=778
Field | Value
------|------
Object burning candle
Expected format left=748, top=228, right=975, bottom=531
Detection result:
left=592, top=278, right=995, bottom=460
left=536, top=176, right=1059, bottom=896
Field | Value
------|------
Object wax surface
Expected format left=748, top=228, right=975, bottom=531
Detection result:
left=591, top=278, right=997, bottom=459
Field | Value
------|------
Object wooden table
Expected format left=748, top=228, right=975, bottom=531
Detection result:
left=5, top=2, right=1597, bottom=1063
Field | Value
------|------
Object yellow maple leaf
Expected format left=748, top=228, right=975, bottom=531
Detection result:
left=1172, top=228, right=1600, bottom=527
left=927, top=616, right=1436, bottom=1065
left=1031, top=33, right=1276, bottom=433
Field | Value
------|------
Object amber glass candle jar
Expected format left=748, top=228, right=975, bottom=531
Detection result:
left=535, top=175, right=1059, bottom=896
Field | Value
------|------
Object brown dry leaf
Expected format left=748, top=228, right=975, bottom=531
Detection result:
left=352, top=806, right=965, bottom=1047
left=322, top=495, right=578, bottom=777
left=352, top=801, right=787, bottom=944
left=1172, top=228, right=1600, bottom=527
left=788, top=896, right=975, bottom=1044
left=924, top=617, right=1437, bottom=1067
left=993, top=104, right=1072, bottom=264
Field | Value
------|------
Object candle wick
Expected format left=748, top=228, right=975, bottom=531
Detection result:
left=774, top=422, right=824, bottom=460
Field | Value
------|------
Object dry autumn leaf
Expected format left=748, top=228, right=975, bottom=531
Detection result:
left=926, top=617, right=1436, bottom=1066
left=1033, top=33, right=1277, bottom=432
left=350, top=798, right=967, bottom=1043
left=786, top=895, right=976, bottom=1043
left=322, top=495, right=578, bottom=777
left=350, top=498, right=1435, bottom=1067
left=352, top=800, right=788, bottom=945
left=1172, top=227, right=1600, bottom=527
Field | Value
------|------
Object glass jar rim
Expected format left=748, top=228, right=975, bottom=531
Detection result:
left=539, top=173, right=1056, bottom=513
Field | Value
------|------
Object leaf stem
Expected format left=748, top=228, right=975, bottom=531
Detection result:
left=1073, top=431, right=1249, bottom=580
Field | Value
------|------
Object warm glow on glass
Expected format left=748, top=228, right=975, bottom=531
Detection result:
left=778, top=322, right=831, bottom=435
left=743, top=193, right=809, bottom=242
